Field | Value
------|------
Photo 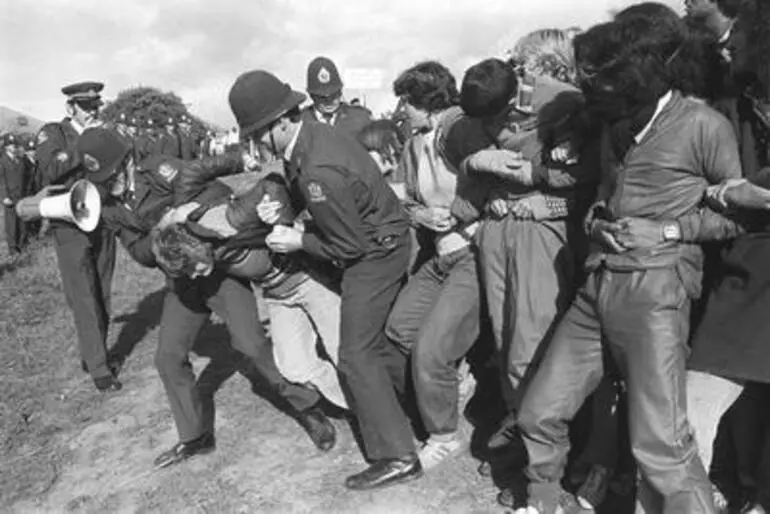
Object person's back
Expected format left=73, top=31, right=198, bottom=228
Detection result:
left=290, top=122, right=409, bottom=251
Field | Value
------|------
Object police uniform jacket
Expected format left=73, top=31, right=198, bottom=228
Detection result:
left=0, top=152, right=28, bottom=203
left=36, top=118, right=83, bottom=188
left=154, top=132, right=182, bottom=159
left=300, top=103, right=372, bottom=139
left=100, top=155, right=232, bottom=267
left=285, top=122, right=409, bottom=267
left=179, top=131, right=197, bottom=160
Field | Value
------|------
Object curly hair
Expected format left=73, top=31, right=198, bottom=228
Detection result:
left=575, top=4, right=687, bottom=102
left=506, top=28, right=577, bottom=85
left=392, top=61, right=460, bottom=113
left=358, top=120, right=404, bottom=160
left=460, top=58, right=519, bottom=118
left=153, top=223, right=214, bottom=278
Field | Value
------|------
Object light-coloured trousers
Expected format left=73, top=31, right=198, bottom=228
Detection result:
left=263, top=276, right=348, bottom=409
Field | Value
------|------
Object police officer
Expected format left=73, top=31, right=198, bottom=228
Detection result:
left=178, top=115, right=196, bottom=160
left=35, top=82, right=120, bottom=392
left=229, top=70, right=421, bottom=490
left=0, top=134, right=29, bottom=255
left=135, top=118, right=157, bottom=161
left=21, top=138, right=43, bottom=237
left=301, top=56, right=372, bottom=138
left=72, top=127, right=336, bottom=468
left=154, top=117, right=182, bottom=158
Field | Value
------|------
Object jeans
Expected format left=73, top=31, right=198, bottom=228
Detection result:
left=386, top=246, right=481, bottom=435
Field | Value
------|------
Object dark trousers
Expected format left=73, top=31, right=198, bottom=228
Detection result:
left=52, top=223, right=116, bottom=379
left=477, top=218, right=576, bottom=411
left=338, top=235, right=416, bottom=460
left=155, top=273, right=320, bottom=442
left=517, top=267, right=715, bottom=514
left=4, top=205, right=27, bottom=254
left=386, top=246, right=481, bottom=435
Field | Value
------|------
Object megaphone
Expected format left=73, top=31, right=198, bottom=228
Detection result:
left=15, top=179, right=102, bottom=232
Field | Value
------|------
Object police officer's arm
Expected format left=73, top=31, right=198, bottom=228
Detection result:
left=298, top=168, right=368, bottom=262
left=100, top=204, right=159, bottom=267
left=36, top=125, right=80, bottom=186
left=173, top=154, right=242, bottom=206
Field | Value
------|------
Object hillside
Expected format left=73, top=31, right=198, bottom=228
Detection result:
left=0, top=106, right=45, bottom=135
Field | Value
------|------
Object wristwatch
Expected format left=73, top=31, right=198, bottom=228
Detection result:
left=662, top=221, right=682, bottom=242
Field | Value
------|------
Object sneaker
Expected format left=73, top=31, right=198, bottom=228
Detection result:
left=418, top=435, right=464, bottom=470
left=576, top=465, right=609, bottom=510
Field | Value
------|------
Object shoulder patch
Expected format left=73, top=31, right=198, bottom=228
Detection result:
left=157, top=162, right=179, bottom=182
left=83, top=153, right=100, bottom=172
left=37, top=131, right=49, bottom=144
left=306, top=181, right=327, bottom=203
left=56, top=151, right=69, bottom=163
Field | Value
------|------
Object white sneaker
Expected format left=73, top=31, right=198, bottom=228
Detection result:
left=418, top=435, right=464, bottom=470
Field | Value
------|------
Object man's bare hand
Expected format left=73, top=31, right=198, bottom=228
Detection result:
left=591, top=219, right=626, bottom=253
left=266, top=224, right=303, bottom=253
left=614, top=217, right=665, bottom=249
left=466, top=149, right=534, bottom=185
left=256, top=194, right=282, bottom=225
left=413, top=206, right=457, bottom=232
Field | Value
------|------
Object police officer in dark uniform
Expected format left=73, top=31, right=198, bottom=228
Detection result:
left=0, top=134, right=29, bottom=255
left=71, top=127, right=336, bottom=468
left=135, top=118, right=157, bottom=161
left=154, top=117, right=182, bottom=158
left=34, top=82, right=120, bottom=392
left=21, top=138, right=43, bottom=237
left=229, top=70, right=421, bottom=490
left=301, top=56, right=373, bottom=138
left=178, top=115, right=197, bottom=160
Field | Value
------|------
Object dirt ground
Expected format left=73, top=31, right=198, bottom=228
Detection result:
left=1, top=231, right=511, bottom=514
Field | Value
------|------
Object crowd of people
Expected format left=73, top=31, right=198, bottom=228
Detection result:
left=7, top=0, right=770, bottom=512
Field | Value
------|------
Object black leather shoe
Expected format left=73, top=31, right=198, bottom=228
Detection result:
left=345, top=455, right=423, bottom=491
left=94, top=375, right=122, bottom=392
left=82, top=357, right=123, bottom=377
left=153, top=433, right=215, bottom=469
left=297, top=406, right=336, bottom=451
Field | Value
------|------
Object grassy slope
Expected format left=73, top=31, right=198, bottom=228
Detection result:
left=0, top=228, right=503, bottom=513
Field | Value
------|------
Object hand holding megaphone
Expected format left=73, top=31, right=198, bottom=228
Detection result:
left=15, top=180, right=101, bottom=232
left=15, top=185, right=67, bottom=219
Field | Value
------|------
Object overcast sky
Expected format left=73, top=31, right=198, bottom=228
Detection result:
left=0, top=0, right=682, bottom=128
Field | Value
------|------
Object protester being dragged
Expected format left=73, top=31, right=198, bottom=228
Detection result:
left=43, top=127, right=337, bottom=469
left=152, top=164, right=348, bottom=411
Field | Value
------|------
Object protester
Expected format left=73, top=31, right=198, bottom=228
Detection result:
left=513, top=6, right=743, bottom=512
left=152, top=167, right=348, bottom=410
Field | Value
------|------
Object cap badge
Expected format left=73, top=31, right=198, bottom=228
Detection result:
left=318, top=67, right=331, bottom=84
left=158, top=163, right=179, bottom=182
left=83, top=153, right=100, bottom=172
left=36, top=131, right=48, bottom=144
